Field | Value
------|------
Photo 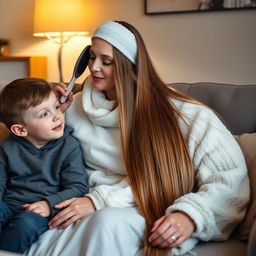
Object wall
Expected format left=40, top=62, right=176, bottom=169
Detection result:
left=0, top=0, right=256, bottom=84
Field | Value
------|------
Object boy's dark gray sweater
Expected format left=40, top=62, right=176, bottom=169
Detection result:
left=0, top=126, right=89, bottom=216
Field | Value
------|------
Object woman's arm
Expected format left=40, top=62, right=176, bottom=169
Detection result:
left=48, top=176, right=135, bottom=229
left=166, top=102, right=249, bottom=241
left=149, top=102, right=249, bottom=250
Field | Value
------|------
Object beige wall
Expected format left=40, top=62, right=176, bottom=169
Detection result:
left=0, top=0, right=256, bottom=84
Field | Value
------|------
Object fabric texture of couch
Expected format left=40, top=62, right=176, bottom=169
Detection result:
left=0, top=81, right=255, bottom=256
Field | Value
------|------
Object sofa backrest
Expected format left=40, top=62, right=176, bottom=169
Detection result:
left=170, top=82, right=256, bottom=135
left=1, top=81, right=255, bottom=137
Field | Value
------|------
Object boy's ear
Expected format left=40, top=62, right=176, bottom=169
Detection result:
left=10, top=124, right=28, bottom=137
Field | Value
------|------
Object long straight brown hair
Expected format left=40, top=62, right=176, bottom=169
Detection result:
left=113, top=21, right=195, bottom=256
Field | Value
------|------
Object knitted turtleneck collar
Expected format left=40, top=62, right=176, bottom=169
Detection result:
left=82, top=77, right=119, bottom=128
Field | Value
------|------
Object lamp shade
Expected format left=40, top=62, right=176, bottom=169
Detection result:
left=33, top=0, right=89, bottom=37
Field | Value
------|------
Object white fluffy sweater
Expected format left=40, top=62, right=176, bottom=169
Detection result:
left=66, top=79, right=249, bottom=250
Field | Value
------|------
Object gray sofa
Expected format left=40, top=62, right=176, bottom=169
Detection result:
left=171, top=83, right=256, bottom=135
left=170, top=82, right=256, bottom=256
left=0, top=82, right=255, bottom=256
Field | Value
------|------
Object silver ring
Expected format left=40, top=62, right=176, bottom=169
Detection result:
left=170, top=235, right=177, bottom=242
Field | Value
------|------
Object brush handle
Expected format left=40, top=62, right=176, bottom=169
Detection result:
left=60, top=45, right=90, bottom=103
left=60, top=76, right=77, bottom=103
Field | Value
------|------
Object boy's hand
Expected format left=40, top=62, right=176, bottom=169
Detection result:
left=22, top=200, right=51, bottom=217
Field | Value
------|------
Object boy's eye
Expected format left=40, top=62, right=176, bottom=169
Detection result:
left=39, top=111, right=49, bottom=118
left=55, top=105, right=60, bottom=110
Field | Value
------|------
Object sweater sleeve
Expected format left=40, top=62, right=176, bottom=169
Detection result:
left=166, top=103, right=250, bottom=241
left=45, top=140, right=89, bottom=212
left=86, top=174, right=135, bottom=210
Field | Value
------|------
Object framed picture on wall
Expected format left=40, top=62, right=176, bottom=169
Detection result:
left=145, top=0, right=256, bottom=15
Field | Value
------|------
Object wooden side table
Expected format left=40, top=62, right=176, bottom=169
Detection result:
left=0, top=56, right=47, bottom=83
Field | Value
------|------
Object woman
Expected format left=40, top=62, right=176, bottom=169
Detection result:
left=27, top=21, right=249, bottom=256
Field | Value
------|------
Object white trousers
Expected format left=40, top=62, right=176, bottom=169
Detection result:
left=26, top=207, right=199, bottom=256
left=26, top=207, right=145, bottom=256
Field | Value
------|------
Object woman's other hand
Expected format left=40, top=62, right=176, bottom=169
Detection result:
left=54, top=82, right=73, bottom=112
left=48, top=196, right=96, bottom=230
left=148, top=211, right=196, bottom=249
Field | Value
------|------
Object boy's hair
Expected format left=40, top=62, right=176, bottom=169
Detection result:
left=0, top=78, right=53, bottom=129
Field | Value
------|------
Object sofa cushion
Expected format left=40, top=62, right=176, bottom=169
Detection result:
left=234, top=133, right=256, bottom=240
left=190, top=238, right=246, bottom=256
left=170, top=83, right=256, bottom=135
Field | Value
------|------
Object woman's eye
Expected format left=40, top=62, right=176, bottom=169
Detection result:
left=55, top=105, right=60, bottom=110
left=103, top=60, right=113, bottom=66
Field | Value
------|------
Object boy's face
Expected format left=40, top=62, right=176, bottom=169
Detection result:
left=22, top=91, right=65, bottom=148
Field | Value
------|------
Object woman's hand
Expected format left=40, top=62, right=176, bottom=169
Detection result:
left=54, top=82, right=73, bottom=112
left=48, top=197, right=96, bottom=230
left=148, top=211, right=196, bottom=249
left=22, top=200, right=50, bottom=217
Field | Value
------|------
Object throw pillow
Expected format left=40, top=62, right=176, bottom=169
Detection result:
left=0, top=82, right=9, bottom=141
left=0, top=122, right=9, bottom=141
left=234, top=133, right=256, bottom=240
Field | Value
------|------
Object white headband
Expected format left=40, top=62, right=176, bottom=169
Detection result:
left=92, top=21, right=137, bottom=64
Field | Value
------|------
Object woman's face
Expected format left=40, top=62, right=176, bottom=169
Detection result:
left=88, top=38, right=116, bottom=100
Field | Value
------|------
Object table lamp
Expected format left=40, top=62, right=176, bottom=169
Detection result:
left=33, top=0, right=89, bottom=82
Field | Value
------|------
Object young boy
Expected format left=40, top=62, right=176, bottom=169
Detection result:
left=0, top=78, right=89, bottom=254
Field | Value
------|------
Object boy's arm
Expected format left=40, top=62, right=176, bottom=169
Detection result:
left=44, top=142, right=89, bottom=215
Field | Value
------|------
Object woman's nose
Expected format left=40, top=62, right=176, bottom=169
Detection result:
left=90, top=59, right=101, bottom=72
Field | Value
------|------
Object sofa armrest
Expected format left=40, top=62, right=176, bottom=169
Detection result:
left=247, top=218, right=256, bottom=256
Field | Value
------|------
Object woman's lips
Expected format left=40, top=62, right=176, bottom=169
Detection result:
left=92, top=76, right=104, bottom=83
